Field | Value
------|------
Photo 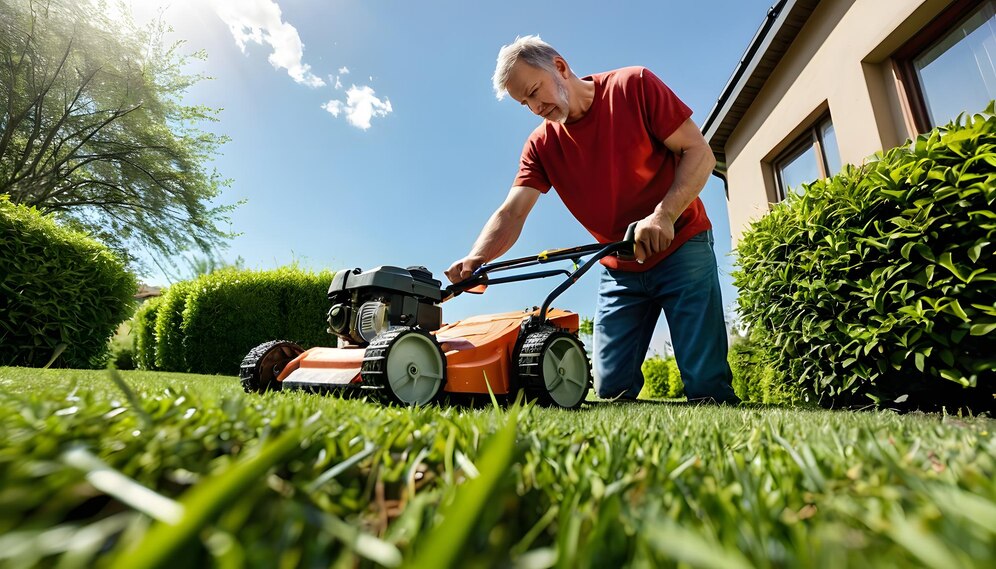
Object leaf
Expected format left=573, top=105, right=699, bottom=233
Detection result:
left=969, top=242, right=989, bottom=263
left=970, top=322, right=996, bottom=336
left=937, top=253, right=967, bottom=281
left=944, top=299, right=971, bottom=322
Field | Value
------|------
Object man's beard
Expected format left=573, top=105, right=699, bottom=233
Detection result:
left=552, top=77, right=570, bottom=124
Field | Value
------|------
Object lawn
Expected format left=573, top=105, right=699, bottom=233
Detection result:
left=0, top=366, right=993, bottom=568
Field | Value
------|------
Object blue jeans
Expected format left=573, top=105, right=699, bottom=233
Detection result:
left=592, top=230, right=737, bottom=402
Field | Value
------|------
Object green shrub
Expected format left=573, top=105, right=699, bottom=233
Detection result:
left=639, top=355, right=683, bottom=399
left=735, top=104, right=996, bottom=411
left=133, top=297, right=163, bottom=370
left=729, top=333, right=799, bottom=405
left=0, top=196, right=135, bottom=368
left=154, top=281, right=195, bottom=372
left=149, top=267, right=334, bottom=375
left=110, top=344, right=136, bottom=370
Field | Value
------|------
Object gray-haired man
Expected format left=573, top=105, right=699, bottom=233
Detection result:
left=446, top=36, right=738, bottom=404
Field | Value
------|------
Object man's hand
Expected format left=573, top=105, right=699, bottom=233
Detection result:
left=445, top=255, right=487, bottom=283
left=633, top=210, right=676, bottom=263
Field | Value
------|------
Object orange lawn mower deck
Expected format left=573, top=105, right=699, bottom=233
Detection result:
left=239, top=224, right=637, bottom=408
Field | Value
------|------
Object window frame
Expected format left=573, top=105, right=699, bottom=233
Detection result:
left=773, top=115, right=836, bottom=201
left=892, top=0, right=992, bottom=133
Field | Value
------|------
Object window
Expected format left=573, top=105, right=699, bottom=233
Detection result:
left=896, top=0, right=996, bottom=131
left=773, top=116, right=841, bottom=200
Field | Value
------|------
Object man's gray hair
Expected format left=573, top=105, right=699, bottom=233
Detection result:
left=492, top=35, right=562, bottom=100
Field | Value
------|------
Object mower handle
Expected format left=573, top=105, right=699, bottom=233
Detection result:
left=443, top=221, right=638, bottom=302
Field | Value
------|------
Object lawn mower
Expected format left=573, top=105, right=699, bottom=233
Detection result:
left=239, top=224, right=637, bottom=408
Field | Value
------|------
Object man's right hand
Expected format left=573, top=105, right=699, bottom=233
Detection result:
left=445, top=255, right=487, bottom=283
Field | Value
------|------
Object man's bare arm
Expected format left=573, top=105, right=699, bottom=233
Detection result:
left=656, top=118, right=716, bottom=224
left=633, top=118, right=716, bottom=261
left=445, top=185, right=541, bottom=282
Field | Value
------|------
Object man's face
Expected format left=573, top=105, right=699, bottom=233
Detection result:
left=505, top=58, right=570, bottom=123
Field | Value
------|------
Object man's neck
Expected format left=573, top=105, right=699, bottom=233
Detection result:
left=566, top=76, right=596, bottom=123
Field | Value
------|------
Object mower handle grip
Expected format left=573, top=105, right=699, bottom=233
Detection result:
left=616, top=221, right=638, bottom=262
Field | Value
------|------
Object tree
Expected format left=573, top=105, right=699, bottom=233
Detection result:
left=0, top=0, right=235, bottom=272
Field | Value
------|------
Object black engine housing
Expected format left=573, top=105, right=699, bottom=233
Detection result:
left=326, top=265, right=443, bottom=346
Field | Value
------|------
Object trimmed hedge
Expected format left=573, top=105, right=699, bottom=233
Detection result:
left=133, top=296, right=163, bottom=370
left=639, top=355, right=683, bottom=399
left=735, top=104, right=996, bottom=411
left=154, top=280, right=194, bottom=372
left=144, top=267, right=334, bottom=375
left=729, top=334, right=799, bottom=405
left=0, top=196, right=136, bottom=368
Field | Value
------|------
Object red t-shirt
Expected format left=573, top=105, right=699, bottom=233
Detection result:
left=513, top=66, right=711, bottom=271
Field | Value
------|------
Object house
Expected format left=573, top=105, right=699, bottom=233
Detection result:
left=134, top=284, right=162, bottom=300
left=703, top=0, right=995, bottom=244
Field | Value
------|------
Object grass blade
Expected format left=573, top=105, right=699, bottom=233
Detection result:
left=108, top=425, right=311, bottom=569
left=404, top=412, right=518, bottom=568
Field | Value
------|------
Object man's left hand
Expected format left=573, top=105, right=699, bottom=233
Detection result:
left=633, top=211, right=675, bottom=263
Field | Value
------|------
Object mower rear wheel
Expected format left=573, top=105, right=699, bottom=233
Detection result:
left=516, top=328, right=590, bottom=408
left=362, top=327, right=446, bottom=406
left=240, top=340, right=304, bottom=394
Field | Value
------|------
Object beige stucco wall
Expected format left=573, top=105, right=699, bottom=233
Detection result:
left=726, top=0, right=955, bottom=244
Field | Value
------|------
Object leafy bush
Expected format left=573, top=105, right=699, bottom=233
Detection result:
left=639, top=355, right=683, bottom=399
left=729, top=334, right=799, bottom=405
left=0, top=196, right=135, bottom=368
left=133, top=297, right=163, bottom=370
left=110, top=344, right=136, bottom=370
left=735, top=104, right=996, bottom=411
left=144, top=267, right=334, bottom=374
left=154, top=281, right=195, bottom=372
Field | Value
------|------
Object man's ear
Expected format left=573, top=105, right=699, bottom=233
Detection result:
left=553, top=56, right=570, bottom=79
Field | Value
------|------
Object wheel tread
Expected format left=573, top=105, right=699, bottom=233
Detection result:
left=239, top=340, right=303, bottom=394
left=516, top=326, right=590, bottom=408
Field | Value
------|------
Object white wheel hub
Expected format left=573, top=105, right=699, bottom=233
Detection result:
left=542, top=336, right=588, bottom=407
left=386, top=332, right=445, bottom=405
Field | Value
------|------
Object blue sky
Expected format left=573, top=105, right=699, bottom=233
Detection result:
left=127, top=0, right=775, bottom=354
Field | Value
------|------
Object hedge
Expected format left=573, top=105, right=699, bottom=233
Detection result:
left=133, top=296, right=163, bottom=370
left=728, top=335, right=799, bottom=405
left=734, top=103, right=996, bottom=411
left=639, top=355, right=683, bottom=399
left=153, top=280, right=195, bottom=372
left=143, top=267, right=334, bottom=375
left=0, top=196, right=136, bottom=368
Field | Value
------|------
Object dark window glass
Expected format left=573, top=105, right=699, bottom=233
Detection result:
left=914, top=1, right=996, bottom=127
left=775, top=116, right=840, bottom=200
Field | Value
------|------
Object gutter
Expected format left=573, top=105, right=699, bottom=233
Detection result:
left=702, top=0, right=790, bottom=191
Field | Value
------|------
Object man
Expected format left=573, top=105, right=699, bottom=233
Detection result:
left=445, top=35, right=739, bottom=405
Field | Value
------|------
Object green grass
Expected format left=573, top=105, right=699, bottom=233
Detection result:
left=0, top=367, right=993, bottom=568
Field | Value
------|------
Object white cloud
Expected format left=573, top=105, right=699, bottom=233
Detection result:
left=334, top=76, right=343, bottom=90
left=322, top=100, right=343, bottom=118
left=211, top=0, right=325, bottom=87
left=322, top=85, right=393, bottom=130
left=338, top=66, right=350, bottom=75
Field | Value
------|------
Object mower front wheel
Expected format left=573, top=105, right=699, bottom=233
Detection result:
left=516, top=328, right=591, bottom=408
left=361, top=327, right=446, bottom=406
left=240, top=340, right=304, bottom=394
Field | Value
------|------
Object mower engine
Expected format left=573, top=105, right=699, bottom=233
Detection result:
left=326, top=265, right=443, bottom=346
